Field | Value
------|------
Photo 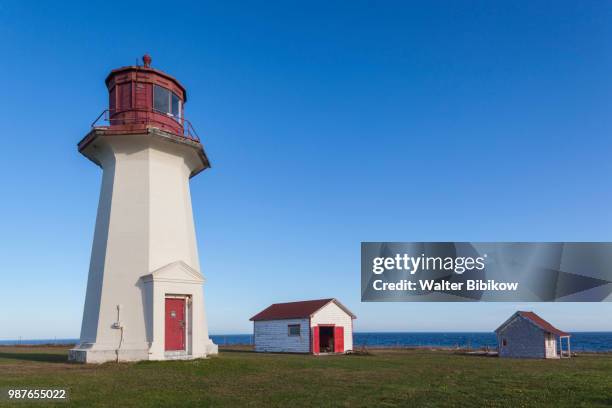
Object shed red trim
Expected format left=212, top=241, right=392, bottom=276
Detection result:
left=334, top=326, right=344, bottom=353
left=312, top=326, right=320, bottom=354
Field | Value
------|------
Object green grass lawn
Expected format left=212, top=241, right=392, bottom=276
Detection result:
left=0, top=346, right=611, bottom=407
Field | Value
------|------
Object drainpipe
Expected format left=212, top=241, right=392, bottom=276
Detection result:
left=113, top=304, right=124, bottom=362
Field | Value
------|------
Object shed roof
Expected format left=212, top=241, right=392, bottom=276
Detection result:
left=496, top=311, right=570, bottom=337
left=250, top=298, right=356, bottom=321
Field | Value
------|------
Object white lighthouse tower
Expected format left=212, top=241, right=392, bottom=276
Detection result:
left=69, top=55, right=218, bottom=363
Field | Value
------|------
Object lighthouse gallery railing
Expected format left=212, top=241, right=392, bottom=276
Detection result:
left=91, top=108, right=201, bottom=143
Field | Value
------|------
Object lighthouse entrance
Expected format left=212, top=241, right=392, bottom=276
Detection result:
left=165, top=298, right=186, bottom=351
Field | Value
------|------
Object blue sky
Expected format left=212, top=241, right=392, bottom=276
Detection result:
left=1, top=1, right=612, bottom=338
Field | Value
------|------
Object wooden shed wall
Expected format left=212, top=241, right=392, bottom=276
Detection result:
left=498, top=317, right=546, bottom=359
left=253, top=318, right=310, bottom=353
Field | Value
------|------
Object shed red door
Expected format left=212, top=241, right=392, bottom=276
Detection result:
left=312, top=326, right=320, bottom=354
left=165, top=298, right=185, bottom=351
left=334, top=326, right=344, bottom=353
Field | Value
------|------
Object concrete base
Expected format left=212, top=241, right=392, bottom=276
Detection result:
left=204, top=339, right=219, bottom=356
left=164, top=350, right=190, bottom=360
left=69, top=338, right=218, bottom=364
left=68, top=343, right=150, bottom=364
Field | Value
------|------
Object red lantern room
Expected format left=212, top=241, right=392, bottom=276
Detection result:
left=81, top=54, right=210, bottom=174
left=93, top=54, right=198, bottom=140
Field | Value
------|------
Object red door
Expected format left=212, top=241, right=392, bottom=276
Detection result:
left=165, top=298, right=185, bottom=351
left=312, top=326, right=320, bottom=354
left=334, top=326, right=344, bottom=353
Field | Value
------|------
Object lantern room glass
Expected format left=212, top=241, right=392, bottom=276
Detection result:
left=154, top=85, right=182, bottom=122
left=171, top=93, right=181, bottom=120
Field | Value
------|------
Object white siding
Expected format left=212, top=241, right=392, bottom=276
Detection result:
left=498, top=317, right=546, bottom=359
left=253, top=319, right=310, bottom=353
left=311, top=302, right=354, bottom=352
left=545, top=333, right=558, bottom=358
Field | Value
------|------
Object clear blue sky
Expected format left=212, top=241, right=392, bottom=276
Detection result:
left=1, top=1, right=612, bottom=338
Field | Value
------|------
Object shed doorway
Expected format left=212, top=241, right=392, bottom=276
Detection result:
left=319, top=326, right=335, bottom=353
left=313, top=325, right=344, bottom=354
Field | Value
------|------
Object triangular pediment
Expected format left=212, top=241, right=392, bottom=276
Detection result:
left=141, top=260, right=205, bottom=284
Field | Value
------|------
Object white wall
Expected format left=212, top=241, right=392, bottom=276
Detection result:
left=143, top=261, right=217, bottom=360
left=254, top=319, right=310, bottom=353
left=311, top=302, right=353, bottom=352
left=70, top=130, right=216, bottom=363
left=498, top=317, right=546, bottom=359
left=545, top=333, right=558, bottom=358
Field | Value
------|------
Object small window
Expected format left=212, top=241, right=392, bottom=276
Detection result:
left=171, top=93, right=181, bottom=120
left=502, top=339, right=507, bottom=347
left=153, top=85, right=170, bottom=113
left=288, top=324, right=300, bottom=336
left=153, top=85, right=182, bottom=122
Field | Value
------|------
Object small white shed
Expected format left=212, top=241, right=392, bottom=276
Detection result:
left=250, top=298, right=356, bottom=354
left=495, top=311, right=571, bottom=359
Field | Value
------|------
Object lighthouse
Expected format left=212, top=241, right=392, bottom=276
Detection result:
left=69, top=55, right=218, bottom=363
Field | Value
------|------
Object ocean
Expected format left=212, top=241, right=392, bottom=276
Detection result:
left=2, top=332, right=612, bottom=352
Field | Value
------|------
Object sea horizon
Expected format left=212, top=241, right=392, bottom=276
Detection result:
left=3, top=331, right=612, bottom=352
